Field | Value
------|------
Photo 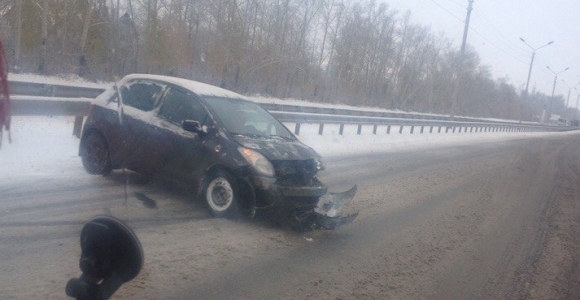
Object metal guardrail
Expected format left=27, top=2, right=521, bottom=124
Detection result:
left=9, top=80, right=104, bottom=98
left=8, top=80, right=578, bottom=137
left=270, top=111, right=573, bottom=135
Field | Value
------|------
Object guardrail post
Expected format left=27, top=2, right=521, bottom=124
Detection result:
left=445, top=126, right=449, bottom=133
left=410, top=125, right=415, bottom=134
left=73, top=116, right=83, bottom=138
left=430, top=125, right=434, bottom=133
left=420, top=126, right=424, bottom=134
left=294, top=123, right=301, bottom=135
left=318, top=123, right=324, bottom=135
left=373, top=125, right=377, bottom=135
left=357, top=124, right=362, bottom=135
left=452, top=126, right=456, bottom=133
left=458, top=127, right=462, bottom=133
left=399, top=125, right=404, bottom=134
left=339, top=124, right=344, bottom=135
left=439, top=126, right=442, bottom=133
left=387, top=125, right=391, bottom=134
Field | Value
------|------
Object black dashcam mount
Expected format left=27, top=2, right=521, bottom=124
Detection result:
left=66, top=216, right=143, bottom=300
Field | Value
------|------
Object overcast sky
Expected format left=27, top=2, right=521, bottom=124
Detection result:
left=384, top=0, right=580, bottom=106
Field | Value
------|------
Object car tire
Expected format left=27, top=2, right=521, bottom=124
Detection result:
left=204, top=171, right=239, bottom=218
left=80, top=132, right=112, bottom=175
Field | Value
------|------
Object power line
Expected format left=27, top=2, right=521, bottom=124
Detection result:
left=429, top=0, right=464, bottom=23
left=470, top=9, right=529, bottom=56
left=439, top=0, right=464, bottom=9
left=467, top=26, right=529, bottom=65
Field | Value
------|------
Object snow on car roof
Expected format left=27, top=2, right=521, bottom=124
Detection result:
left=122, top=74, right=249, bottom=100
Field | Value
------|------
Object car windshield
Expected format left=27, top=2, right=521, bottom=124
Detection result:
left=203, top=96, right=295, bottom=140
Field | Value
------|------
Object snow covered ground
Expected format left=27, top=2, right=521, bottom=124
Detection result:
left=0, top=116, right=575, bottom=182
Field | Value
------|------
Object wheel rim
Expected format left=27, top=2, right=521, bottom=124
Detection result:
left=84, top=136, right=108, bottom=171
left=206, top=177, right=234, bottom=212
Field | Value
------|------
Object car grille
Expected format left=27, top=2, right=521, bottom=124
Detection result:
left=272, top=159, right=318, bottom=186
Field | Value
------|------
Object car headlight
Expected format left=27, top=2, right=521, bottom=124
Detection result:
left=238, top=147, right=275, bottom=177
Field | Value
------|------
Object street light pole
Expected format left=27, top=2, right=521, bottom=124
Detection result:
left=519, top=38, right=553, bottom=122
left=546, top=66, right=569, bottom=123
left=575, top=94, right=580, bottom=122
left=566, top=85, right=579, bottom=108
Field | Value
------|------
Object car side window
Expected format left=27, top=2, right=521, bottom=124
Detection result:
left=158, top=88, right=207, bottom=125
left=120, top=81, right=164, bottom=111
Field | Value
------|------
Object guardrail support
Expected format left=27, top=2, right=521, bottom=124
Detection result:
left=73, top=116, right=83, bottom=138
left=339, top=124, right=344, bottom=135
left=294, top=123, right=301, bottom=135
left=387, top=125, right=391, bottom=134
left=399, top=125, right=404, bottom=134
left=318, top=123, right=324, bottom=135
left=373, top=125, right=377, bottom=135
left=357, top=124, right=362, bottom=135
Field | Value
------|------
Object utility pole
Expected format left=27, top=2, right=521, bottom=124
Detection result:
left=461, top=0, right=474, bottom=54
left=546, top=66, right=569, bottom=123
left=519, top=39, right=553, bottom=122
left=450, top=0, right=474, bottom=119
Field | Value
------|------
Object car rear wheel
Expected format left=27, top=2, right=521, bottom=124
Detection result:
left=204, top=171, right=239, bottom=218
left=81, top=132, right=112, bottom=175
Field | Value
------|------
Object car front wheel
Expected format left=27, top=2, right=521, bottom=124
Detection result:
left=204, top=171, right=239, bottom=218
left=80, top=132, right=112, bottom=175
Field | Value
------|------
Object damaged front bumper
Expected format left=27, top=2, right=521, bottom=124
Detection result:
left=249, top=174, right=358, bottom=230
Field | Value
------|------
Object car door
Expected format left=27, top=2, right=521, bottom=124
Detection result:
left=151, top=86, right=209, bottom=181
left=118, top=80, right=166, bottom=173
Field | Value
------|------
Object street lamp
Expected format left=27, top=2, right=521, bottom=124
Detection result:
left=574, top=94, right=580, bottom=122
left=563, top=80, right=580, bottom=108
left=519, top=38, right=553, bottom=122
left=546, top=66, right=569, bottom=123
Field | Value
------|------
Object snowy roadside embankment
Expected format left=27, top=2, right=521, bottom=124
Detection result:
left=0, top=116, right=575, bottom=181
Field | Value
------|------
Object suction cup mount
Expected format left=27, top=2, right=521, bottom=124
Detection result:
left=66, top=216, right=143, bottom=300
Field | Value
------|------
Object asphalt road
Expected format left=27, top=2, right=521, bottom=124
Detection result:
left=1, top=133, right=580, bottom=299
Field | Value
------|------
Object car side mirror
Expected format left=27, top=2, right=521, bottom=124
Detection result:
left=182, top=120, right=204, bottom=133
left=66, top=216, right=143, bottom=300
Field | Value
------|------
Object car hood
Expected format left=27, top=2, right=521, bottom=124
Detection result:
left=233, top=135, right=319, bottom=161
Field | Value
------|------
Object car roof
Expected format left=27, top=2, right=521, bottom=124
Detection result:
left=121, top=74, right=250, bottom=100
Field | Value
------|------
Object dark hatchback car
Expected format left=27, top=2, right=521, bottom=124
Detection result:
left=79, top=74, right=340, bottom=226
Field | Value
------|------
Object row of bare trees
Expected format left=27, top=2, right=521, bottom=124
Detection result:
left=0, top=0, right=567, bottom=121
